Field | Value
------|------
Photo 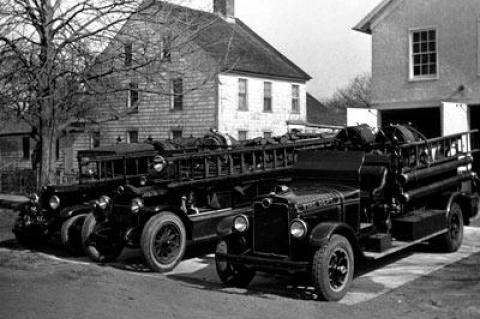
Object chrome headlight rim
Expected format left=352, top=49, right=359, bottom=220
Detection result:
left=152, top=155, right=166, bottom=173
left=290, top=219, right=308, bottom=239
left=96, top=195, right=111, bottom=211
left=49, top=195, right=60, bottom=210
left=131, top=198, right=144, bottom=214
left=29, top=193, right=40, bottom=204
left=233, top=214, right=249, bottom=233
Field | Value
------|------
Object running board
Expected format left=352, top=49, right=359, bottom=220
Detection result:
left=363, top=229, right=448, bottom=260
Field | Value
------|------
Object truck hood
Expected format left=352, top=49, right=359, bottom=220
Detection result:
left=272, top=182, right=359, bottom=209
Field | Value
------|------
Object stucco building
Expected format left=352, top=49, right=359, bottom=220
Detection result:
left=354, top=0, right=480, bottom=138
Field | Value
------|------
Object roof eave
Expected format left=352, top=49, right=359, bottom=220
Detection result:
left=224, top=69, right=311, bottom=82
left=353, top=0, right=396, bottom=35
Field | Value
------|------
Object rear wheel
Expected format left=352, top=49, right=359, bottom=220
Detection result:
left=141, top=212, right=186, bottom=272
left=432, top=202, right=464, bottom=252
left=312, top=234, right=354, bottom=301
left=61, top=214, right=87, bottom=255
left=81, top=213, right=124, bottom=262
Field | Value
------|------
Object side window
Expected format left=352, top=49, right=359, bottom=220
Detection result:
left=263, top=82, right=272, bottom=112
left=127, top=82, right=139, bottom=109
left=127, top=130, right=138, bottom=144
left=410, top=28, right=437, bottom=79
left=91, top=132, right=101, bottom=148
left=238, top=79, right=248, bottom=111
left=124, top=42, right=132, bottom=66
left=171, top=78, right=183, bottom=111
left=238, top=130, right=248, bottom=141
left=22, top=137, right=30, bottom=160
left=291, top=84, right=300, bottom=113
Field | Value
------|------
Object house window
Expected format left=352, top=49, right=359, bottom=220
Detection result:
left=238, top=79, right=248, bottom=111
left=124, top=42, right=132, bottom=66
left=127, top=130, right=138, bottom=144
left=55, top=138, right=60, bottom=160
left=171, top=130, right=183, bottom=139
left=263, top=82, right=272, bottom=112
left=91, top=131, right=101, bottom=148
left=238, top=130, right=248, bottom=141
left=22, top=137, right=30, bottom=160
left=127, top=82, right=139, bottom=109
left=161, top=35, right=171, bottom=61
left=410, top=28, right=437, bottom=79
left=263, top=131, right=272, bottom=139
left=171, top=78, right=183, bottom=111
left=291, top=84, right=300, bottom=113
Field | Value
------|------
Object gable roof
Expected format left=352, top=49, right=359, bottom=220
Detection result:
left=353, top=0, right=398, bottom=34
left=154, top=2, right=311, bottom=81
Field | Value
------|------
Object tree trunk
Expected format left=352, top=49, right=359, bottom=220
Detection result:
left=39, top=122, right=56, bottom=187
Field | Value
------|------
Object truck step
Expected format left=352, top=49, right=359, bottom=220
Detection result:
left=363, top=229, right=447, bottom=260
left=364, top=233, right=392, bottom=253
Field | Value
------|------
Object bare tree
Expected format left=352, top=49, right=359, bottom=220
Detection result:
left=324, top=73, right=372, bottom=110
left=0, top=0, right=232, bottom=187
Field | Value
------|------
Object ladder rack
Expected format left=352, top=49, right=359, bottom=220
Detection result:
left=153, top=137, right=336, bottom=187
left=398, top=130, right=478, bottom=172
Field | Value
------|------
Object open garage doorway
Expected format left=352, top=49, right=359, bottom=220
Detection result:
left=380, top=107, right=441, bottom=138
left=469, top=105, right=480, bottom=173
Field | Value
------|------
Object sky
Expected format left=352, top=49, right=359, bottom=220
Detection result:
left=171, top=0, right=383, bottom=100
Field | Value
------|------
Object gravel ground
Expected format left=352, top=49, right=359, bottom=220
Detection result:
left=1, top=208, right=480, bottom=319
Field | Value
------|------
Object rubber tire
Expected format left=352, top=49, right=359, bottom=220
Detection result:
left=215, top=239, right=256, bottom=288
left=141, top=212, right=187, bottom=272
left=61, top=214, right=87, bottom=255
left=81, top=213, right=123, bottom=263
left=432, top=202, right=464, bottom=252
left=312, top=234, right=354, bottom=301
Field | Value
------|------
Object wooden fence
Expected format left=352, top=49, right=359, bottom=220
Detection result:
left=0, top=169, right=78, bottom=194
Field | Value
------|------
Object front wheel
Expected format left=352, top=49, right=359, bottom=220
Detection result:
left=81, top=213, right=124, bottom=262
left=432, top=202, right=464, bottom=252
left=215, top=239, right=256, bottom=287
left=61, top=214, right=87, bottom=255
left=312, top=234, right=354, bottom=301
left=140, top=212, right=186, bottom=272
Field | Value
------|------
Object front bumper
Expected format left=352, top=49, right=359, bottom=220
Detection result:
left=216, top=252, right=310, bottom=273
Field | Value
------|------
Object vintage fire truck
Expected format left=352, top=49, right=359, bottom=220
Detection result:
left=81, top=130, right=340, bottom=271
left=214, top=125, right=480, bottom=301
left=12, top=143, right=158, bottom=253
left=11, top=129, right=248, bottom=253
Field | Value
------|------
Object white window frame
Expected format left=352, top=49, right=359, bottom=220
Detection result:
left=238, top=78, right=248, bottom=111
left=409, top=26, right=439, bottom=81
left=263, top=81, right=273, bottom=112
left=126, top=130, right=138, bottom=144
left=170, top=78, right=183, bottom=111
left=238, top=130, right=248, bottom=141
left=291, top=84, right=300, bottom=114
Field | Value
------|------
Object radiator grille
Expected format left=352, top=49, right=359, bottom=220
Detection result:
left=253, top=202, right=290, bottom=255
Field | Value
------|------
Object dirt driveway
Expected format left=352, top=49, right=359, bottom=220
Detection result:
left=1, top=208, right=480, bottom=319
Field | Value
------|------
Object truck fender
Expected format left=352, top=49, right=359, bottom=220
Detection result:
left=309, top=222, right=360, bottom=257
left=216, top=215, right=237, bottom=238
left=444, top=192, right=478, bottom=224
left=59, top=204, right=93, bottom=219
left=142, top=206, right=193, bottom=240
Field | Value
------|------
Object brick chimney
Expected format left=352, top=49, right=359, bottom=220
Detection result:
left=214, top=0, right=234, bottom=18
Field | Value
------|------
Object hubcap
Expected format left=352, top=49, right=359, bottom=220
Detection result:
left=328, top=247, right=349, bottom=292
left=449, top=213, right=460, bottom=241
left=154, top=222, right=181, bottom=264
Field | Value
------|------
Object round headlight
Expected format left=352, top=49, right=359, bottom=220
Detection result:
left=49, top=195, right=60, bottom=210
left=140, top=176, right=147, bottom=186
left=290, top=220, right=307, bottom=239
left=131, top=198, right=144, bottom=214
left=97, top=195, right=111, bottom=210
left=152, top=155, right=166, bottom=173
left=233, top=215, right=249, bottom=233
left=30, top=193, right=40, bottom=204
